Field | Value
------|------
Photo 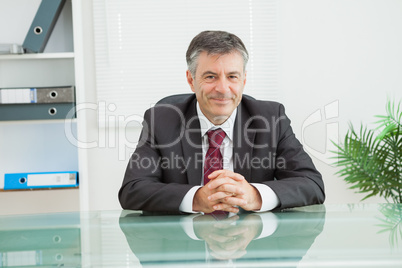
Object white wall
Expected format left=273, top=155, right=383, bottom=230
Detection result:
left=77, top=0, right=402, bottom=211
left=277, top=0, right=402, bottom=204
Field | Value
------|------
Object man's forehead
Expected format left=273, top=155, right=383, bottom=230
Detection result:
left=201, top=50, right=243, bottom=60
left=197, top=51, right=245, bottom=72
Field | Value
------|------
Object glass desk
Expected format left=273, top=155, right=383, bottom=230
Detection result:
left=0, top=204, right=401, bottom=267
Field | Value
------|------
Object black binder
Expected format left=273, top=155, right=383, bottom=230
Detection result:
left=0, top=103, right=76, bottom=121
left=22, top=0, right=66, bottom=53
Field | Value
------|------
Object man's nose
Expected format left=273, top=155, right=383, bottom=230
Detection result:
left=215, top=77, right=230, bottom=93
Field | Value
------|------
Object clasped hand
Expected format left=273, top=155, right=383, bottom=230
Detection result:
left=193, top=170, right=262, bottom=213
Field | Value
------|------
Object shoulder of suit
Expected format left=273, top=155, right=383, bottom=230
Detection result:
left=147, top=94, right=196, bottom=112
left=241, top=95, right=285, bottom=115
left=142, top=94, right=196, bottom=127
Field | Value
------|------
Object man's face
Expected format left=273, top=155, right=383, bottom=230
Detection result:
left=186, top=51, right=247, bottom=125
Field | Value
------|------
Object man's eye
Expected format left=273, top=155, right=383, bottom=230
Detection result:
left=229, top=76, right=238, bottom=79
left=206, top=76, right=215, bottom=80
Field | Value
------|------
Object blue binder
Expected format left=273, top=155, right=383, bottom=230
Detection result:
left=4, top=171, right=78, bottom=190
left=22, top=0, right=66, bottom=53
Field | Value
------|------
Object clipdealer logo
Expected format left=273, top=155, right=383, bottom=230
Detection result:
left=63, top=101, right=144, bottom=160
left=301, top=100, right=339, bottom=165
left=64, top=100, right=340, bottom=164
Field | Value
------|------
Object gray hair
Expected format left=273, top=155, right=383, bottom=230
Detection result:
left=186, top=30, right=249, bottom=76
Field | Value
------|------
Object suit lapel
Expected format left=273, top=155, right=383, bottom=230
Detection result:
left=233, top=101, right=255, bottom=182
left=181, top=99, right=203, bottom=186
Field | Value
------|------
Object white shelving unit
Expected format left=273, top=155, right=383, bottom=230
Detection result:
left=0, top=0, right=80, bottom=215
left=0, top=52, right=74, bottom=60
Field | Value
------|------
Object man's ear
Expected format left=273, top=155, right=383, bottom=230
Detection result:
left=186, top=70, right=196, bottom=92
left=243, top=71, right=247, bottom=87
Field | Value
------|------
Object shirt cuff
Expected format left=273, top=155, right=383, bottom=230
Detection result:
left=179, top=185, right=202, bottom=213
left=180, top=214, right=202, bottom=240
left=251, top=183, right=280, bottom=212
left=254, top=212, right=279, bottom=239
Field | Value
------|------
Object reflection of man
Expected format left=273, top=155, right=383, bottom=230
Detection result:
left=119, top=210, right=325, bottom=266
left=119, top=30, right=325, bottom=214
left=187, top=214, right=274, bottom=261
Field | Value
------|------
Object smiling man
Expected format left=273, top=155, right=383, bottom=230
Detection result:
left=186, top=52, right=245, bottom=126
left=119, top=31, right=325, bottom=214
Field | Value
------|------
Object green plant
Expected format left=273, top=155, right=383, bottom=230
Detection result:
left=332, top=99, right=402, bottom=203
left=377, top=204, right=402, bottom=247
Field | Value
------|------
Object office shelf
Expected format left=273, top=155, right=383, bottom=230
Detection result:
left=0, top=0, right=79, bottom=214
left=0, top=52, right=74, bottom=60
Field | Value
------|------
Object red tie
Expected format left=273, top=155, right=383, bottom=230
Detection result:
left=204, top=128, right=227, bottom=219
left=204, top=128, right=226, bottom=185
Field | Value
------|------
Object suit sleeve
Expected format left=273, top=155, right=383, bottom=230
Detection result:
left=118, top=107, right=194, bottom=213
left=264, top=104, right=325, bottom=209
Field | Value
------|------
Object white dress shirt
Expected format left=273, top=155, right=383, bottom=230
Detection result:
left=179, top=102, right=279, bottom=213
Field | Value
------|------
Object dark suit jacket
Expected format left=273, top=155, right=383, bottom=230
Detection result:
left=119, top=94, right=325, bottom=213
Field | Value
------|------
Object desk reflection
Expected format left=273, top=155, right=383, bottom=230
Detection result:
left=0, top=214, right=81, bottom=267
left=119, top=210, right=325, bottom=266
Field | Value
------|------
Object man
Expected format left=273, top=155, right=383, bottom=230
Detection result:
left=119, top=30, right=325, bottom=214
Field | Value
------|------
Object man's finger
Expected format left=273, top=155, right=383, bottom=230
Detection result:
left=207, top=177, right=234, bottom=190
left=213, top=199, right=246, bottom=211
left=211, top=203, right=240, bottom=213
left=209, top=170, right=246, bottom=182
left=207, top=169, right=228, bottom=179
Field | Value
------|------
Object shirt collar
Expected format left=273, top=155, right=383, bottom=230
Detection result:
left=196, top=101, right=237, bottom=141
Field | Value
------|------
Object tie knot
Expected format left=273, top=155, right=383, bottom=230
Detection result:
left=207, top=128, right=226, bottom=148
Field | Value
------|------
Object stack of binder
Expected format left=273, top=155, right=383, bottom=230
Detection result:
left=0, top=86, right=76, bottom=121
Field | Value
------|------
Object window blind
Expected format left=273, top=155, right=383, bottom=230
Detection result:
left=93, top=0, right=278, bottom=125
